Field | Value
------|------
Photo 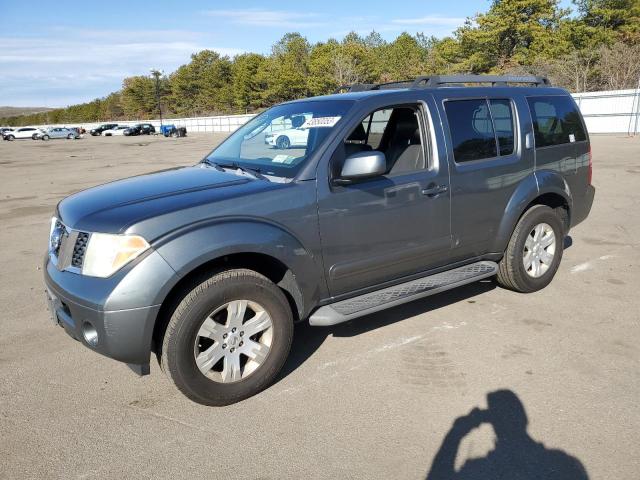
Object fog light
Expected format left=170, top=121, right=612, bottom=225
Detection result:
left=82, top=322, right=99, bottom=347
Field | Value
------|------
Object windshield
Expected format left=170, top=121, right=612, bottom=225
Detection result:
left=205, top=100, right=354, bottom=178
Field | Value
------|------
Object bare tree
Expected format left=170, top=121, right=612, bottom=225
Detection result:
left=597, top=42, right=640, bottom=90
left=332, top=54, right=361, bottom=86
left=549, top=50, right=600, bottom=92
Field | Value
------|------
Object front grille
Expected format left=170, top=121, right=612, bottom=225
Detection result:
left=71, top=232, right=90, bottom=268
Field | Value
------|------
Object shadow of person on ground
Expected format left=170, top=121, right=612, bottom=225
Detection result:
left=426, top=389, right=589, bottom=480
left=276, top=279, right=496, bottom=383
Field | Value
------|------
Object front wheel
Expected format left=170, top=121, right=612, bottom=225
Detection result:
left=6, top=135, right=14, bottom=141
left=496, top=205, right=564, bottom=293
left=42, top=135, right=50, bottom=141
left=161, top=269, right=294, bottom=406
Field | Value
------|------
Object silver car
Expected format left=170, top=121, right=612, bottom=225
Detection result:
left=41, top=127, right=80, bottom=140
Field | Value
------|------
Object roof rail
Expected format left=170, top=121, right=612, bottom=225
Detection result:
left=334, top=75, right=551, bottom=93
left=333, top=80, right=414, bottom=94
left=412, top=75, right=551, bottom=88
left=333, top=83, right=375, bottom=94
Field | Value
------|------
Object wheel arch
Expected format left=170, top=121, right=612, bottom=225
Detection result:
left=149, top=219, right=323, bottom=356
left=151, top=251, right=305, bottom=358
left=492, top=171, right=572, bottom=253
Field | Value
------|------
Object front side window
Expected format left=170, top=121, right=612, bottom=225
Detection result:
left=343, top=105, right=426, bottom=175
left=527, top=95, right=586, bottom=148
left=206, top=100, right=354, bottom=178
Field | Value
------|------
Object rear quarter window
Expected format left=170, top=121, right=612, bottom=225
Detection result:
left=527, top=95, right=586, bottom=148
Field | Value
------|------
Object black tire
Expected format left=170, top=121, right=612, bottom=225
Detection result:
left=42, top=135, right=50, bottom=141
left=276, top=135, right=290, bottom=149
left=67, top=134, right=74, bottom=139
left=7, top=135, right=14, bottom=141
left=496, top=205, right=564, bottom=293
left=32, top=134, right=38, bottom=140
left=161, top=269, right=294, bottom=406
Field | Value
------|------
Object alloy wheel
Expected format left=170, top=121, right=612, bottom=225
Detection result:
left=193, top=300, right=273, bottom=383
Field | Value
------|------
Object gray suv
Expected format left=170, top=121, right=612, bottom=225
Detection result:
left=44, top=75, right=595, bottom=405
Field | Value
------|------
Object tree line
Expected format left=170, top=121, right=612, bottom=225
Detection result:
left=2, top=0, right=638, bottom=127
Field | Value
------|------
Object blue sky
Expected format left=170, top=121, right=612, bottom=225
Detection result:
left=0, top=0, right=573, bottom=107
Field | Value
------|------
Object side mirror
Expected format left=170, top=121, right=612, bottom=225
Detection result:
left=335, top=151, right=386, bottom=184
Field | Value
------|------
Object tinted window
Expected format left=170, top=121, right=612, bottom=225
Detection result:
left=445, top=99, right=497, bottom=162
left=489, top=99, right=515, bottom=156
left=527, top=95, right=586, bottom=148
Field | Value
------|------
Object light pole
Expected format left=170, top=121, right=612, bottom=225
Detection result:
left=150, top=69, right=164, bottom=130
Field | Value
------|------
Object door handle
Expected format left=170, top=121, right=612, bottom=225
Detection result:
left=421, top=184, right=448, bottom=197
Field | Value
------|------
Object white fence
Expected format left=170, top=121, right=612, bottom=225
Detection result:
left=22, top=88, right=640, bottom=135
left=572, top=88, right=640, bottom=134
left=65, top=114, right=256, bottom=134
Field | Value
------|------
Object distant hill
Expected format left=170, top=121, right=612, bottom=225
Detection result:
left=0, top=106, right=54, bottom=117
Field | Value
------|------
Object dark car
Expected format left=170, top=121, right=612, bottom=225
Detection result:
left=44, top=75, right=594, bottom=406
left=89, top=124, right=118, bottom=136
left=123, top=123, right=156, bottom=136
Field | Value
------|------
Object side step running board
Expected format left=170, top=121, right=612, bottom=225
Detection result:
left=309, top=261, right=498, bottom=326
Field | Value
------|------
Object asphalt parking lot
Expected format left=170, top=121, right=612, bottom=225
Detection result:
left=1, top=133, right=639, bottom=479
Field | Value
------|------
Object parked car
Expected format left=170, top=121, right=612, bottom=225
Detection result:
left=264, top=114, right=309, bottom=149
left=44, top=75, right=594, bottom=406
left=3, top=127, right=44, bottom=141
left=102, top=126, right=128, bottom=136
left=89, top=124, right=118, bottom=136
left=40, top=127, right=81, bottom=140
left=123, top=123, right=156, bottom=136
left=0, top=127, right=13, bottom=138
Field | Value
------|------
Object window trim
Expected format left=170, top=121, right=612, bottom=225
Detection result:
left=442, top=96, right=518, bottom=165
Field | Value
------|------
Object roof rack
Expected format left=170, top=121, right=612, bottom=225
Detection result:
left=335, top=74, right=551, bottom=93
left=333, top=80, right=414, bottom=94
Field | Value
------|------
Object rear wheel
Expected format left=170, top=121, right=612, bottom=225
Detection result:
left=276, top=135, right=290, bottom=149
left=161, top=269, right=293, bottom=406
left=6, top=135, right=14, bottom=141
left=496, top=205, right=564, bottom=293
left=67, top=133, right=74, bottom=139
left=42, top=135, right=50, bottom=141
left=32, top=134, right=38, bottom=140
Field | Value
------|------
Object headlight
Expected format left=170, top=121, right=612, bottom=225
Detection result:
left=82, top=233, right=150, bottom=278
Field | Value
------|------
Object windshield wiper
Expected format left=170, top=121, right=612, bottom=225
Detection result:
left=202, top=159, right=267, bottom=180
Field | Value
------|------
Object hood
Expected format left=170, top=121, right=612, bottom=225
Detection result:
left=57, top=165, right=272, bottom=234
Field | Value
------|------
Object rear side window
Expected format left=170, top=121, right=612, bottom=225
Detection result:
left=489, top=99, right=515, bottom=156
left=444, top=98, right=515, bottom=162
left=527, top=95, right=586, bottom=148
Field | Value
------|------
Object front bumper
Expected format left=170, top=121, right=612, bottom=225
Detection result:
left=43, top=249, right=176, bottom=373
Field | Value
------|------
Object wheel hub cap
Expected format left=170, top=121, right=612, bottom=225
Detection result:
left=523, top=222, right=556, bottom=278
left=193, top=300, right=273, bottom=383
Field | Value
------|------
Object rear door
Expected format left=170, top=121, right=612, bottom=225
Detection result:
left=436, top=92, right=533, bottom=259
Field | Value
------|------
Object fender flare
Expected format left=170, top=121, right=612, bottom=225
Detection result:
left=491, top=170, right=572, bottom=253
left=152, top=219, right=324, bottom=319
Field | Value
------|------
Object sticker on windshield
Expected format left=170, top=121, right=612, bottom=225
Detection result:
left=301, top=116, right=341, bottom=128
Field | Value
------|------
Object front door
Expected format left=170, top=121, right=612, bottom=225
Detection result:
left=317, top=101, right=451, bottom=297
